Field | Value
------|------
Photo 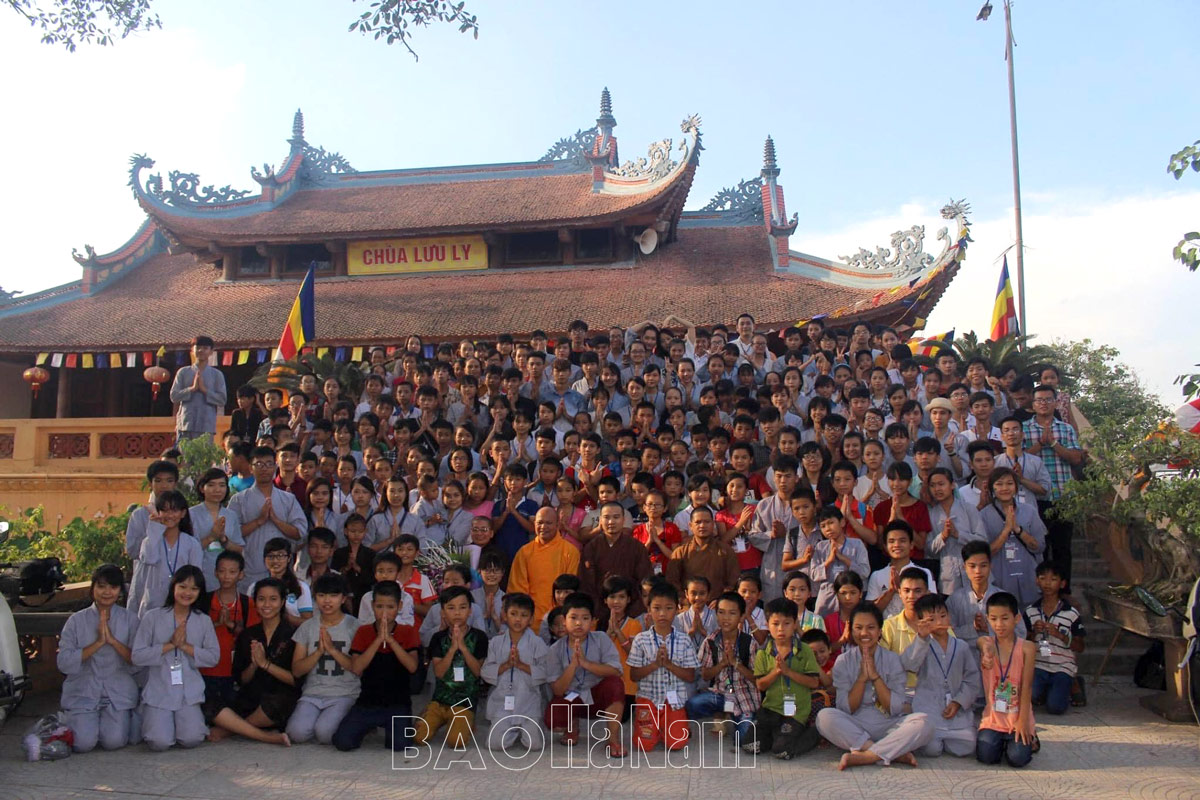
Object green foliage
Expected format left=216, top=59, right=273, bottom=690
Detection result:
left=0, top=506, right=131, bottom=582
left=1048, top=339, right=1200, bottom=603
left=349, top=0, right=479, bottom=60
left=1174, top=364, right=1200, bottom=401
left=175, top=436, right=224, bottom=504
left=5, top=0, right=478, bottom=59
left=949, top=330, right=1056, bottom=377
left=1167, top=139, right=1200, bottom=272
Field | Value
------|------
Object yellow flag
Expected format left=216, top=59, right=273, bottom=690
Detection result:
left=36, top=353, right=48, bottom=365
left=156, top=345, right=167, bottom=358
left=109, top=353, right=121, bottom=368
left=82, top=353, right=94, bottom=368
left=237, top=350, right=250, bottom=365
left=351, top=346, right=364, bottom=362
left=317, top=347, right=330, bottom=358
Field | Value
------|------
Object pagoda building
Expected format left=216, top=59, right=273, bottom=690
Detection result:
left=0, top=89, right=969, bottom=420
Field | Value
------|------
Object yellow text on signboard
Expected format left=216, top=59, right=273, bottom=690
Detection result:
left=348, top=235, right=488, bottom=275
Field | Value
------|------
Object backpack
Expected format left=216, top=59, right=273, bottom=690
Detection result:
left=707, top=631, right=752, bottom=670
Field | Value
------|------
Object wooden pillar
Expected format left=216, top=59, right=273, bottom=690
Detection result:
left=55, top=369, right=71, bottom=418
left=105, top=370, right=122, bottom=416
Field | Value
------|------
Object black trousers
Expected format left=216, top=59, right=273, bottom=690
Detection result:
left=755, top=706, right=821, bottom=757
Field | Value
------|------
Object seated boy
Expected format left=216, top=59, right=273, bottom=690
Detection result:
left=480, top=592, right=549, bottom=750
left=815, top=602, right=934, bottom=770
left=356, top=552, right=415, bottom=626
left=736, top=571, right=769, bottom=645
left=414, top=586, right=488, bottom=748
left=673, top=575, right=717, bottom=649
left=287, top=574, right=361, bottom=745
left=419, top=564, right=488, bottom=647
left=539, top=574, right=582, bottom=644
left=627, top=581, right=701, bottom=752
left=800, top=628, right=835, bottom=721
left=900, top=594, right=979, bottom=757
left=333, top=581, right=420, bottom=752
left=395, top=534, right=437, bottom=627
left=545, top=592, right=625, bottom=753
left=744, top=597, right=822, bottom=760
left=1024, top=561, right=1086, bottom=714
left=880, top=567, right=931, bottom=694
left=867, top=521, right=935, bottom=618
left=782, top=571, right=825, bottom=632
left=685, top=590, right=760, bottom=746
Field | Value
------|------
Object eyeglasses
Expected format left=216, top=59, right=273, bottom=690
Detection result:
left=251, top=461, right=275, bottom=468
left=1033, top=398, right=1054, bottom=404
left=264, top=552, right=289, bottom=561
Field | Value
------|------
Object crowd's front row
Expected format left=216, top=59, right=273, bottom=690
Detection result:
left=59, top=531, right=1084, bottom=771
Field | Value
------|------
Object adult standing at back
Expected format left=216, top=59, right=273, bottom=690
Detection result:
left=170, top=336, right=227, bottom=442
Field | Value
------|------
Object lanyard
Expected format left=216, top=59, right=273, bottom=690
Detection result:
left=1039, top=600, right=1064, bottom=639
left=995, top=635, right=1017, bottom=686
left=652, top=629, right=676, bottom=662
left=573, top=637, right=591, bottom=689
left=771, top=637, right=798, bottom=688
left=928, top=638, right=958, bottom=685
left=162, top=535, right=180, bottom=576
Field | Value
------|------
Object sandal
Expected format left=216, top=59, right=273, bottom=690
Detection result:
left=558, top=730, right=580, bottom=747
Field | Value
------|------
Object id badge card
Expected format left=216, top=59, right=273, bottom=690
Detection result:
left=782, top=694, right=797, bottom=717
left=944, top=691, right=954, bottom=708
left=453, top=665, right=465, bottom=682
left=1004, top=542, right=1019, bottom=561
left=1039, top=639, right=1053, bottom=657
left=504, top=695, right=516, bottom=711
left=666, top=690, right=680, bottom=708
left=733, top=538, right=747, bottom=553
left=169, top=659, right=184, bottom=686
left=565, top=690, right=581, bottom=701
left=993, top=681, right=1013, bottom=713
left=653, top=562, right=663, bottom=575
left=724, top=696, right=736, bottom=713
left=207, top=540, right=223, bottom=552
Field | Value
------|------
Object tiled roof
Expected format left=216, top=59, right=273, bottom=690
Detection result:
left=143, top=169, right=693, bottom=244
left=0, top=226, right=954, bottom=352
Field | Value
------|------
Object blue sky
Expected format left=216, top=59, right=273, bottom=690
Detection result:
left=0, top=0, right=1196, bottom=402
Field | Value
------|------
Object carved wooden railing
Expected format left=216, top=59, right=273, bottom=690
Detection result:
left=0, top=416, right=231, bottom=474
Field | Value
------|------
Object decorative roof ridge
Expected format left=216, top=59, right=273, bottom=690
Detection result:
left=783, top=199, right=972, bottom=290
left=72, top=218, right=158, bottom=267
left=129, top=110, right=356, bottom=219
left=596, top=114, right=703, bottom=196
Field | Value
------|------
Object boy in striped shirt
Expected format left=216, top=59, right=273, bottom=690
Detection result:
left=1023, top=561, right=1086, bottom=714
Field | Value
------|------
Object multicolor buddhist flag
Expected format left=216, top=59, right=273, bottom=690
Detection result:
left=990, top=256, right=1019, bottom=340
left=273, top=264, right=316, bottom=362
left=906, top=329, right=955, bottom=357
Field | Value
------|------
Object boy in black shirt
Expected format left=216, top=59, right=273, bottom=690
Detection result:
left=332, top=581, right=420, bottom=752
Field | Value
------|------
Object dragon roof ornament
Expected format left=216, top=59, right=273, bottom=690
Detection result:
left=701, top=177, right=764, bottom=221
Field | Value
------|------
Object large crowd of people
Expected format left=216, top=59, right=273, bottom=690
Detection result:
left=59, top=315, right=1089, bottom=770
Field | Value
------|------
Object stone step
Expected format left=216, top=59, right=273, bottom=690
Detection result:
left=1076, top=620, right=1153, bottom=680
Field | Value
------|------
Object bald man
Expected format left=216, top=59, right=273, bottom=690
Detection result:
left=508, top=507, right=581, bottom=621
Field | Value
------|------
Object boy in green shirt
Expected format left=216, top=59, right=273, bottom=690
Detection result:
left=744, top=597, right=822, bottom=759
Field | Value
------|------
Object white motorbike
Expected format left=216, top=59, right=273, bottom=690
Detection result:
left=0, top=522, right=32, bottom=724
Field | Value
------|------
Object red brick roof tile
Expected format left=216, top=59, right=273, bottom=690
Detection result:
left=148, top=171, right=691, bottom=244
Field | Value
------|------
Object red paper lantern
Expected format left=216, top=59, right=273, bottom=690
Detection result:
left=143, top=365, right=170, bottom=401
left=22, top=366, right=50, bottom=398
